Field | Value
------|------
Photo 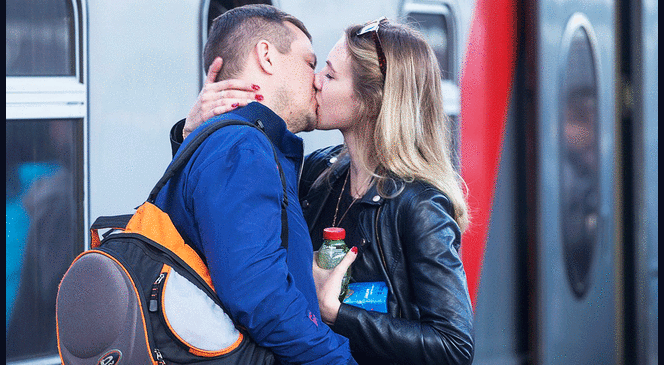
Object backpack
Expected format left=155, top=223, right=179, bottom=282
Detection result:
left=56, top=119, right=289, bottom=365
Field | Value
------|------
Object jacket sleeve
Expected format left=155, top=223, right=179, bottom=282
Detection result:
left=188, top=133, right=354, bottom=365
left=332, top=190, right=474, bottom=365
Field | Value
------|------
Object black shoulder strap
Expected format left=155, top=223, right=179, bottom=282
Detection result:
left=90, top=214, right=134, bottom=231
left=145, top=119, right=289, bottom=250
left=89, top=214, right=134, bottom=241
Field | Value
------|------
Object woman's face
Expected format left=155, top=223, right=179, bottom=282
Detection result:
left=314, top=37, right=359, bottom=131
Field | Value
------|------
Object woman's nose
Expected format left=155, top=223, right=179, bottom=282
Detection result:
left=313, top=72, right=322, bottom=92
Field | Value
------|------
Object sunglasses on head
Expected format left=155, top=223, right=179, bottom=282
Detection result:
left=356, top=16, right=388, bottom=77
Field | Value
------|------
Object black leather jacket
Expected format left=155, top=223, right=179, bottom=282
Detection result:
left=300, top=146, right=474, bottom=365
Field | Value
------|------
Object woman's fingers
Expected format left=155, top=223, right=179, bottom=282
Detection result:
left=338, top=247, right=358, bottom=270
left=202, top=79, right=260, bottom=98
left=312, top=248, right=358, bottom=325
left=184, top=62, right=262, bottom=140
left=210, top=78, right=260, bottom=93
left=327, top=248, right=357, bottom=283
left=204, top=98, right=255, bottom=120
left=312, top=248, right=358, bottom=297
left=205, top=89, right=259, bottom=102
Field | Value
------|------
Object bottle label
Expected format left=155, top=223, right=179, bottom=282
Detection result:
left=317, top=243, right=348, bottom=269
left=317, top=239, right=351, bottom=300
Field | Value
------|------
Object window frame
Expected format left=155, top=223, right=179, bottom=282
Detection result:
left=6, top=77, right=86, bottom=119
left=557, top=12, right=602, bottom=299
left=6, top=0, right=86, bottom=115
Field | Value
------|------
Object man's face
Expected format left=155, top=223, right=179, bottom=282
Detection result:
left=275, top=22, right=318, bottom=133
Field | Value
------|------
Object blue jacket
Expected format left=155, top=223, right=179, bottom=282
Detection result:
left=155, top=102, right=354, bottom=364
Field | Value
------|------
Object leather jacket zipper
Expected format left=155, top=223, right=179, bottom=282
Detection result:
left=373, top=205, right=402, bottom=318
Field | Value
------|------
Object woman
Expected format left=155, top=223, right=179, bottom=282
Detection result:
left=178, top=18, right=474, bottom=365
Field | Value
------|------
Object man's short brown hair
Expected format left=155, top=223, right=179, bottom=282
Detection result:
left=203, top=4, right=311, bottom=81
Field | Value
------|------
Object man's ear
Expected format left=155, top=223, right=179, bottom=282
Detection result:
left=255, top=40, right=276, bottom=75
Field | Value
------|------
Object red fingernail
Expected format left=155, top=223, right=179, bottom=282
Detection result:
left=252, top=84, right=260, bottom=91
left=255, top=94, right=264, bottom=101
left=231, top=102, right=240, bottom=108
left=351, top=246, right=358, bottom=254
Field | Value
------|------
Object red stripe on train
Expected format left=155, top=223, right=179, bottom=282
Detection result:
left=459, top=0, right=516, bottom=309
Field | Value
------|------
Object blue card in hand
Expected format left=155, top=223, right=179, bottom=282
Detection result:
left=342, top=282, right=388, bottom=313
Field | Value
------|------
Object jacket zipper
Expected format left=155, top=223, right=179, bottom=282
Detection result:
left=297, top=154, right=304, bottom=193
left=373, top=205, right=402, bottom=318
left=374, top=206, right=390, bottom=275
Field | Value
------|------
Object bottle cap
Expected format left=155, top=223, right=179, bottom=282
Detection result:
left=323, top=227, right=346, bottom=240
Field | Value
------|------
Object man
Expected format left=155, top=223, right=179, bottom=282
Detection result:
left=155, top=5, right=356, bottom=364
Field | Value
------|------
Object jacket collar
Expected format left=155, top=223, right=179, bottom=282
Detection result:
left=221, top=102, right=304, bottom=160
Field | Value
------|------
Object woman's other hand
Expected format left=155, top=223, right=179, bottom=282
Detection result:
left=312, top=247, right=358, bottom=325
left=183, top=57, right=262, bottom=139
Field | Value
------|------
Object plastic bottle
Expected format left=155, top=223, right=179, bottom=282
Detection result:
left=317, top=227, right=351, bottom=301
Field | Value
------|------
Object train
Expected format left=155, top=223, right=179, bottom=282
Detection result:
left=5, top=0, right=657, bottom=364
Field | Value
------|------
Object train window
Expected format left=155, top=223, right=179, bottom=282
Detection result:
left=406, top=11, right=454, bottom=80
left=205, top=0, right=272, bottom=30
left=6, top=119, right=84, bottom=362
left=206, top=0, right=272, bottom=29
left=559, top=20, right=599, bottom=299
left=206, top=0, right=230, bottom=32
left=6, top=0, right=76, bottom=76
left=405, top=7, right=461, bottom=171
left=201, top=1, right=272, bottom=85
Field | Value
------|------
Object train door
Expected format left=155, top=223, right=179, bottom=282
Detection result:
left=536, top=2, right=617, bottom=363
left=6, top=0, right=87, bottom=363
left=637, top=1, right=658, bottom=361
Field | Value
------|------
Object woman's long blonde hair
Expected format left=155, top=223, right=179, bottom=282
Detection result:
left=316, top=20, right=469, bottom=233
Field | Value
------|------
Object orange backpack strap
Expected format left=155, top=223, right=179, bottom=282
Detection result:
left=124, top=201, right=215, bottom=290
